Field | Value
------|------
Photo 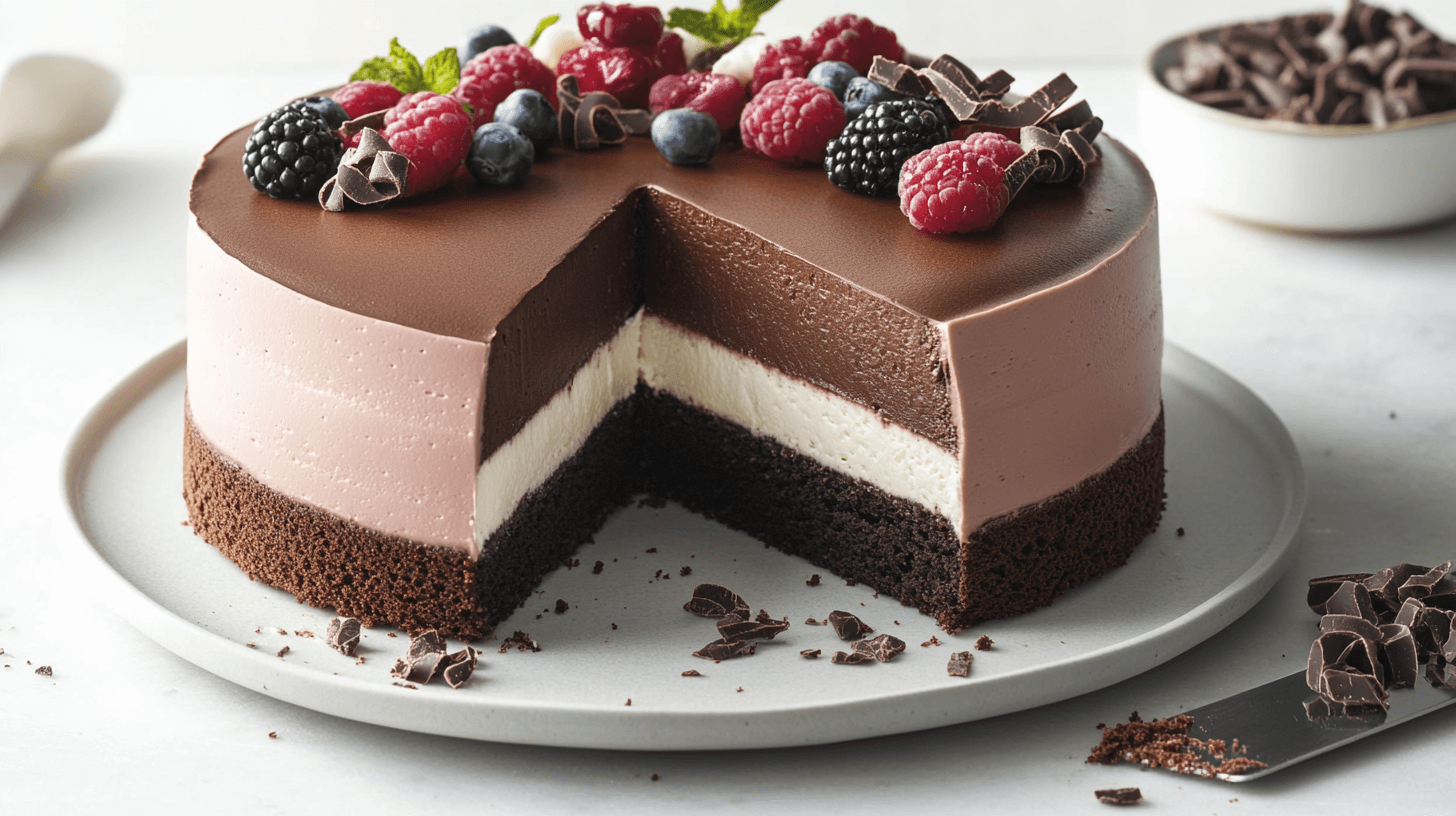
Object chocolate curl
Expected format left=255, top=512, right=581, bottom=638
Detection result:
left=319, top=128, right=408, bottom=211
left=556, top=74, right=652, bottom=150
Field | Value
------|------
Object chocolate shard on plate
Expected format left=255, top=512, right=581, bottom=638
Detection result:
left=947, top=650, right=973, bottom=677
left=716, top=612, right=790, bottom=642
left=1308, top=631, right=1361, bottom=692
left=440, top=646, right=477, bottom=689
left=830, top=650, right=873, bottom=665
left=1319, top=613, right=1383, bottom=642
left=1413, top=605, right=1453, bottom=656
left=1424, top=656, right=1456, bottom=690
left=693, top=638, right=757, bottom=661
left=1320, top=667, right=1388, bottom=707
left=407, top=630, right=447, bottom=663
left=1399, top=561, right=1453, bottom=603
left=683, top=584, right=751, bottom=619
left=851, top=634, right=907, bottom=663
left=827, top=610, right=874, bottom=641
left=1363, top=563, right=1429, bottom=609
left=1093, top=787, right=1143, bottom=806
left=325, top=616, right=362, bottom=657
left=800, top=649, right=821, bottom=659
left=1394, top=596, right=1425, bottom=628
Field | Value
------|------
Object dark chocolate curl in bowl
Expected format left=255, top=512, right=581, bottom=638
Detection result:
left=556, top=74, right=652, bottom=150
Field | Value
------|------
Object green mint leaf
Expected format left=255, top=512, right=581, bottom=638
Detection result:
left=528, top=14, right=561, bottom=47
left=667, top=0, right=779, bottom=44
left=348, top=38, right=434, bottom=93
left=422, top=47, right=461, bottom=95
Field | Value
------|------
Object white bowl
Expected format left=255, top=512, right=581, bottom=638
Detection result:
left=1139, top=28, right=1456, bottom=233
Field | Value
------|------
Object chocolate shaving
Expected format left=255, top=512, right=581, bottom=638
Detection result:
left=800, top=649, right=821, bottom=659
left=556, top=74, right=652, bottom=151
left=693, top=638, right=757, bottom=660
left=684, top=584, right=751, bottom=619
left=319, top=127, right=408, bottom=211
left=325, top=617, right=362, bottom=657
left=830, top=650, right=873, bottom=665
left=440, top=647, right=477, bottom=689
left=851, top=634, right=906, bottom=663
left=716, top=613, right=790, bottom=642
left=1094, top=788, right=1142, bottom=806
left=827, top=610, right=874, bottom=640
left=947, top=651, right=973, bottom=677
left=396, top=630, right=449, bottom=684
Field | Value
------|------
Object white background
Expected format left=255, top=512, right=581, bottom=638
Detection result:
left=4, top=0, right=1456, bottom=813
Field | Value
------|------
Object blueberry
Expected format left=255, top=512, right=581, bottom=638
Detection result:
left=651, top=109, right=720, bottom=166
left=843, top=77, right=906, bottom=121
left=807, top=61, right=859, bottom=101
left=493, top=89, right=556, bottom=158
left=467, top=123, right=535, bottom=186
left=292, top=96, right=349, bottom=129
left=460, top=25, right=516, bottom=65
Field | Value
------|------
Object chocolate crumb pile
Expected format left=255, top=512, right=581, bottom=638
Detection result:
left=1304, top=559, right=1456, bottom=716
left=1087, top=712, right=1267, bottom=779
left=498, top=630, right=541, bottom=653
left=1162, top=0, right=1456, bottom=125
left=683, top=584, right=790, bottom=660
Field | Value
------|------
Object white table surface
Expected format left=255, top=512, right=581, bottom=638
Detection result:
left=3, top=57, right=1454, bottom=813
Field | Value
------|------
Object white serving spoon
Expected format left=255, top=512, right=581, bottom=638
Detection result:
left=0, top=55, right=121, bottom=229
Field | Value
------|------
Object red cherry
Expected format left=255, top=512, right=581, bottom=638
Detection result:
left=576, top=3, right=665, bottom=52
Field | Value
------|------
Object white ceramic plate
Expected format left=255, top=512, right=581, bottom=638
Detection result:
left=61, top=340, right=1304, bottom=750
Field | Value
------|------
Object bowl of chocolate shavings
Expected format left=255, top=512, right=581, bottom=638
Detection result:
left=1139, top=0, right=1456, bottom=233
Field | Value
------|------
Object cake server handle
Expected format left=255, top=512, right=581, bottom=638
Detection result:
left=0, top=152, right=44, bottom=229
left=1183, top=668, right=1456, bottom=781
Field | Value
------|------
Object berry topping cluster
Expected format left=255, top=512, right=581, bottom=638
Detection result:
left=240, top=3, right=1100, bottom=236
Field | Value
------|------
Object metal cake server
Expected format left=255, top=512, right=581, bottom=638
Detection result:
left=0, top=54, right=120, bottom=230
left=1186, top=669, right=1456, bottom=781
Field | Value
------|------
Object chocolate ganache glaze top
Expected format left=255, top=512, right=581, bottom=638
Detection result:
left=190, top=127, right=1155, bottom=343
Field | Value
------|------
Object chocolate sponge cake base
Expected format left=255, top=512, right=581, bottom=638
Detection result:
left=183, top=392, right=1164, bottom=640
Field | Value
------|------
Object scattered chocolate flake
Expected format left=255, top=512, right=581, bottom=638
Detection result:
left=801, top=649, right=822, bottom=659
left=498, top=631, right=541, bottom=653
left=805, top=617, right=824, bottom=626
left=593, top=561, right=605, bottom=574
left=268, top=731, right=278, bottom=740
left=625, top=699, right=632, bottom=706
left=736, top=687, right=744, bottom=692
left=680, top=566, right=692, bottom=576
left=947, top=651, right=973, bottom=677
left=693, top=638, right=758, bottom=660
left=319, top=128, right=408, bottom=211
left=681, top=669, right=703, bottom=677
left=325, top=617, right=362, bottom=657
left=831, top=650, right=874, bottom=665
left=851, top=634, right=907, bottom=663
left=611, top=623, right=617, bottom=630
left=395, top=630, right=449, bottom=684
left=717, top=612, right=790, bottom=642
left=554, top=599, right=569, bottom=615
left=1087, top=713, right=1266, bottom=779
left=975, top=635, right=994, bottom=651
left=245, top=642, right=257, bottom=649
left=645, top=547, right=657, bottom=553
left=275, top=646, right=290, bottom=658
left=806, top=574, right=821, bottom=587
left=1094, top=788, right=1143, bottom=806
left=391, top=681, right=418, bottom=690
left=441, top=647, right=478, bottom=689
left=828, top=610, right=874, bottom=640
left=387, top=632, right=397, bottom=637
left=1161, top=1, right=1456, bottom=126
left=564, top=558, right=580, bottom=569
left=1177, top=527, right=1186, bottom=537
left=844, top=577, right=858, bottom=587
left=293, top=630, right=314, bottom=638
left=651, top=773, right=660, bottom=781
left=34, top=665, right=52, bottom=677
left=684, top=584, right=751, bottom=619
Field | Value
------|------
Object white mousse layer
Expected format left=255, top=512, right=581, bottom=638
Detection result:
left=473, top=312, right=961, bottom=546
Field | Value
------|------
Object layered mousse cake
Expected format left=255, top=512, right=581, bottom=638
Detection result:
left=183, top=10, right=1164, bottom=640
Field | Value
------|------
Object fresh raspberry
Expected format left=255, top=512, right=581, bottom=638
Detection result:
left=381, top=92, right=475, bottom=196
left=649, top=72, right=746, bottom=133
left=332, top=80, right=404, bottom=118
left=807, top=15, right=904, bottom=75
left=897, top=134, right=1026, bottom=234
left=750, top=36, right=816, bottom=96
left=577, top=3, right=664, bottom=51
left=650, top=30, right=688, bottom=83
left=452, top=45, right=557, bottom=127
left=558, top=40, right=654, bottom=109
left=739, top=77, right=846, bottom=164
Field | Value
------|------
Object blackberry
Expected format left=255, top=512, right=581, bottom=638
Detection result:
left=824, top=97, right=951, bottom=198
left=242, top=105, right=341, bottom=201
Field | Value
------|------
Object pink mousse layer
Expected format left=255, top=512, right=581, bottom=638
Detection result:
left=186, top=219, right=486, bottom=552
left=945, top=209, right=1162, bottom=533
